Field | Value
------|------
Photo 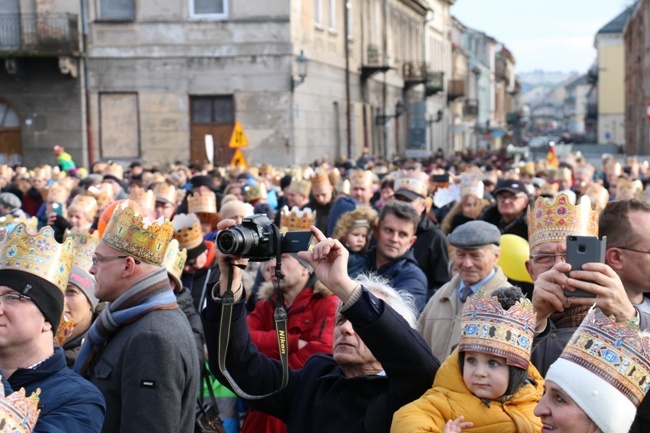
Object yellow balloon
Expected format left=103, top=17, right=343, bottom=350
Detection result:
left=497, top=234, right=533, bottom=284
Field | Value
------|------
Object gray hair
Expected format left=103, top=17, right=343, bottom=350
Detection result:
left=353, top=272, right=418, bottom=328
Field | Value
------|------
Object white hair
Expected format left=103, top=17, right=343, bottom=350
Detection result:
left=353, top=273, right=418, bottom=328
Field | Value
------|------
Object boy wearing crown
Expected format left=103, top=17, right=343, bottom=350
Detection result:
left=0, top=224, right=105, bottom=432
left=392, top=287, right=543, bottom=433
left=74, top=201, right=199, bottom=433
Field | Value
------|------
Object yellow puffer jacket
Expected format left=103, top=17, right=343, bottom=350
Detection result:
left=391, top=348, right=543, bottom=433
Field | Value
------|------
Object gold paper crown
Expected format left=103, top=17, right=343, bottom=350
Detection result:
left=68, top=194, right=98, bottom=217
left=560, top=308, right=650, bottom=407
left=394, top=171, right=428, bottom=198
left=348, top=170, right=373, bottom=186
left=280, top=206, right=316, bottom=232
left=128, top=186, right=156, bottom=214
left=527, top=193, right=598, bottom=250
left=547, top=167, right=572, bottom=182
left=162, top=239, right=187, bottom=290
left=0, top=386, right=41, bottom=433
left=244, top=183, right=267, bottom=203
left=459, top=290, right=536, bottom=370
left=289, top=178, right=311, bottom=197
left=172, top=213, right=205, bottom=250
left=64, top=228, right=100, bottom=272
left=87, top=184, right=115, bottom=210
left=0, top=215, right=38, bottom=244
left=309, top=168, right=330, bottom=186
left=103, top=162, right=124, bottom=180
left=328, top=168, right=341, bottom=188
left=188, top=191, right=216, bottom=214
left=0, top=224, right=74, bottom=292
left=459, top=178, right=484, bottom=199
left=102, top=200, right=173, bottom=265
left=153, top=182, right=176, bottom=204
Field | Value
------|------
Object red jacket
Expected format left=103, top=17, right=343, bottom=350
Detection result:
left=243, top=280, right=338, bottom=433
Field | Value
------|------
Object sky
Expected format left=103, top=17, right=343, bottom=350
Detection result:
left=451, top=0, right=636, bottom=74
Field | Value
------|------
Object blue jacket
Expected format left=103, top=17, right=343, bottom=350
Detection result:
left=367, top=247, right=428, bottom=312
left=9, top=347, right=105, bottom=433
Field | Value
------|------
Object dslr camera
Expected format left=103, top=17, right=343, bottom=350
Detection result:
left=216, top=214, right=312, bottom=261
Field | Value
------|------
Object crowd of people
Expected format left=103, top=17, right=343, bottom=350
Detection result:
left=0, top=144, right=646, bottom=433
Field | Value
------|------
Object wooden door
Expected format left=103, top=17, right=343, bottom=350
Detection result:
left=0, top=101, right=21, bottom=165
left=190, top=96, right=235, bottom=167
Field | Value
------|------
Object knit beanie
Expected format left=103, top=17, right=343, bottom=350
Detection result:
left=68, top=265, right=98, bottom=310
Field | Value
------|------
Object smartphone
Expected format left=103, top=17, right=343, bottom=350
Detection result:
left=281, top=231, right=313, bottom=253
left=51, top=202, right=63, bottom=216
left=564, top=235, right=607, bottom=298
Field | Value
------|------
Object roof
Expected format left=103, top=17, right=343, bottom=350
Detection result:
left=597, top=3, right=637, bottom=35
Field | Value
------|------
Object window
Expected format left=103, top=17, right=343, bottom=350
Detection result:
left=99, top=0, right=135, bottom=20
left=0, top=103, right=19, bottom=128
left=346, top=1, right=352, bottom=39
left=328, top=0, right=336, bottom=31
left=190, top=0, right=228, bottom=20
left=191, top=96, right=234, bottom=125
left=99, top=93, right=140, bottom=159
left=315, top=0, right=322, bottom=26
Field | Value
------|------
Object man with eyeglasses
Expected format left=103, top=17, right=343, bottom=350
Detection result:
left=524, top=193, right=648, bottom=377
left=0, top=224, right=105, bottom=432
left=479, top=179, right=530, bottom=240
left=74, top=201, right=200, bottom=433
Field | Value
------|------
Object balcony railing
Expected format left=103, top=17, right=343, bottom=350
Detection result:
left=464, top=99, right=479, bottom=117
left=0, top=13, right=79, bottom=55
left=447, top=79, right=465, bottom=100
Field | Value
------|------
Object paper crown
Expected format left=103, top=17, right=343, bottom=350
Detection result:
left=102, top=200, right=173, bottom=266
left=280, top=206, right=316, bottom=232
left=0, top=386, right=41, bottom=433
left=547, top=166, right=572, bottom=182
left=394, top=171, right=428, bottom=198
left=309, top=168, right=330, bottom=186
left=162, top=239, right=187, bottom=290
left=188, top=190, right=216, bottom=214
left=0, top=216, right=38, bottom=243
left=68, top=194, right=98, bottom=217
left=558, top=308, right=650, bottom=407
left=458, top=290, right=536, bottom=370
left=172, top=213, right=204, bottom=251
left=348, top=170, right=374, bottom=186
left=0, top=224, right=74, bottom=293
left=87, top=184, right=115, bottom=210
left=244, top=183, right=267, bottom=203
left=527, top=193, right=598, bottom=250
left=128, top=186, right=156, bottom=214
left=103, top=162, right=124, bottom=180
left=32, top=166, right=49, bottom=180
left=64, top=228, right=100, bottom=272
left=153, top=182, right=176, bottom=204
left=459, top=178, right=484, bottom=199
left=539, top=182, right=559, bottom=197
left=289, top=178, right=311, bottom=197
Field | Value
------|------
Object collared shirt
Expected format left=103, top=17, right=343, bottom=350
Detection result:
left=458, top=267, right=497, bottom=302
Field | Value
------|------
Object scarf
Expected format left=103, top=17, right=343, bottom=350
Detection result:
left=550, top=304, right=591, bottom=329
left=74, top=267, right=178, bottom=376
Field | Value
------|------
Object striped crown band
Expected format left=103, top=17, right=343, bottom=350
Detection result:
left=459, top=290, right=537, bottom=370
left=527, top=193, right=598, bottom=250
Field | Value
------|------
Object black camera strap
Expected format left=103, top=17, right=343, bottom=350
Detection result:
left=217, top=226, right=290, bottom=399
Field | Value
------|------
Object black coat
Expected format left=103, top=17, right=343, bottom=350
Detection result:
left=204, top=288, right=439, bottom=433
left=478, top=202, right=529, bottom=240
left=412, top=214, right=449, bottom=300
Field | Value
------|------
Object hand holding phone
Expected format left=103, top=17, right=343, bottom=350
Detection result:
left=564, top=235, right=607, bottom=298
left=51, top=202, right=63, bottom=216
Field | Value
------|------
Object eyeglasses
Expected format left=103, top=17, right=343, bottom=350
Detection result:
left=615, top=246, right=650, bottom=256
left=91, top=255, right=141, bottom=265
left=529, top=253, right=566, bottom=265
left=0, top=292, right=32, bottom=306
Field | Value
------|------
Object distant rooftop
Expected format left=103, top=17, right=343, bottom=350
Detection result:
left=597, top=3, right=637, bottom=35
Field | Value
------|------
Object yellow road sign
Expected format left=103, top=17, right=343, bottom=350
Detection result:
left=228, top=121, right=249, bottom=148
left=230, top=148, right=249, bottom=168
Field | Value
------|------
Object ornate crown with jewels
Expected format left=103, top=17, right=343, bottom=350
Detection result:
left=162, top=239, right=187, bottom=290
left=172, top=213, right=204, bottom=250
left=101, top=200, right=173, bottom=266
left=394, top=170, right=428, bottom=198
left=0, top=216, right=38, bottom=242
left=280, top=206, right=316, bottom=232
left=527, top=193, right=598, bottom=250
left=289, top=178, right=311, bottom=197
left=560, top=308, right=650, bottom=407
left=153, top=182, right=176, bottom=205
left=459, top=290, right=537, bottom=370
left=64, top=227, right=100, bottom=271
left=244, top=183, right=267, bottom=203
left=0, top=386, right=41, bottom=433
left=0, top=224, right=74, bottom=292
left=128, top=186, right=156, bottom=214
left=188, top=190, right=216, bottom=214
left=68, top=194, right=98, bottom=217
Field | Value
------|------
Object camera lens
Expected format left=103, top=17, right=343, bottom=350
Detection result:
left=216, top=226, right=257, bottom=256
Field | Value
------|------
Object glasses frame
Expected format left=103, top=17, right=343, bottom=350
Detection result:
left=529, top=253, right=566, bottom=265
left=91, top=255, right=141, bottom=265
left=614, top=246, right=650, bottom=256
left=0, top=292, right=32, bottom=306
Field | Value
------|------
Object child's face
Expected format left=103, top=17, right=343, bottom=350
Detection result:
left=343, top=226, right=369, bottom=252
left=462, top=351, right=509, bottom=400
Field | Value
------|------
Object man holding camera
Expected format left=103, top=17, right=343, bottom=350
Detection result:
left=242, top=207, right=339, bottom=433
left=203, top=222, right=439, bottom=432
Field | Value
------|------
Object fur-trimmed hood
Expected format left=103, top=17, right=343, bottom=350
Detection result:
left=256, top=278, right=333, bottom=302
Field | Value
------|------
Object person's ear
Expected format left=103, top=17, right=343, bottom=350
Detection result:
left=605, top=247, right=624, bottom=271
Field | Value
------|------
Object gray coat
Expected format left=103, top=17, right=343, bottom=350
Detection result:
left=87, top=307, right=200, bottom=433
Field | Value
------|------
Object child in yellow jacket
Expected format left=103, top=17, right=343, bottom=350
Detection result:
left=391, top=287, right=543, bottom=433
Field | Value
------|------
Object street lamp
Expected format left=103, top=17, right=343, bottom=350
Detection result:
left=375, top=101, right=405, bottom=125
left=291, top=50, right=309, bottom=91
